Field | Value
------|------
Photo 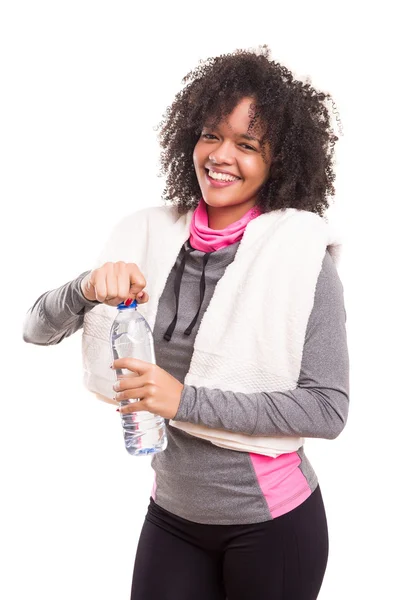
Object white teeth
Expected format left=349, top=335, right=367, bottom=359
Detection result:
left=208, top=169, right=240, bottom=182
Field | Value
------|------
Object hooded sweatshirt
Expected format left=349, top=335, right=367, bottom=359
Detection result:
left=22, top=206, right=349, bottom=524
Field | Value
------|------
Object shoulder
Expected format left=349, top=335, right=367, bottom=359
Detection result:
left=285, top=209, right=336, bottom=242
left=288, top=209, right=344, bottom=269
left=319, top=249, right=344, bottom=293
left=113, top=204, right=184, bottom=230
left=102, top=204, right=194, bottom=243
left=94, top=204, right=190, bottom=266
left=270, top=208, right=340, bottom=250
left=310, top=249, right=346, bottom=330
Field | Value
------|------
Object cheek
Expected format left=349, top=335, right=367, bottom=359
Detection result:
left=192, top=145, right=202, bottom=170
left=193, top=141, right=210, bottom=163
left=193, top=148, right=199, bottom=171
left=246, top=159, right=270, bottom=183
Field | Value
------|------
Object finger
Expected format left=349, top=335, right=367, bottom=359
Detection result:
left=127, top=263, right=147, bottom=296
left=112, top=357, right=150, bottom=373
left=105, top=263, right=118, bottom=299
left=92, top=269, right=108, bottom=302
left=113, top=374, right=146, bottom=392
left=115, top=262, right=130, bottom=300
left=120, top=396, right=153, bottom=413
left=115, top=386, right=147, bottom=403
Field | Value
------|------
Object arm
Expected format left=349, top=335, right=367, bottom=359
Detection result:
left=174, top=250, right=349, bottom=440
left=22, top=210, right=147, bottom=347
left=22, top=271, right=100, bottom=345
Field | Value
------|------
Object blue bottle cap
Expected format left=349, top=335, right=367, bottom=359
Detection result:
left=117, top=299, right=138, bottom=310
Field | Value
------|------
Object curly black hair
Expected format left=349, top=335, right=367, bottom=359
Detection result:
left=155, top=44, right=342, bottom=219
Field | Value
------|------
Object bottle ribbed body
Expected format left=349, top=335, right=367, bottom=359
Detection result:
left=110, top=302, right=167, bottom=456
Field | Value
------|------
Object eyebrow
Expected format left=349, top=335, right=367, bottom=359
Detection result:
left=240, top=133, right=262, bottom=144
left=202, top=124, right=262, bottom=145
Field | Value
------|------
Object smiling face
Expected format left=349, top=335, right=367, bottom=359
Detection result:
left=193, top=96, right=272, bottom=229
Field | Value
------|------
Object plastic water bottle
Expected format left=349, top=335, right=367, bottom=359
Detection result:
left=110, top=299, right=168, bottom=456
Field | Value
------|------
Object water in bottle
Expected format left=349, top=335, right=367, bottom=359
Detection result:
left=110, top=299, right=168, bottom=456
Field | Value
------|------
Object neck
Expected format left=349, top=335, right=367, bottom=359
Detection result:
left=206, top=200, right=258, bottom=229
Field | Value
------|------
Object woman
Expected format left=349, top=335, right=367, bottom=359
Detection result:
left=23, top=45, right=349, bottom=599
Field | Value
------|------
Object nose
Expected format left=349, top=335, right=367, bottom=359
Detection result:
left=208, top=140, right=235, bottom=165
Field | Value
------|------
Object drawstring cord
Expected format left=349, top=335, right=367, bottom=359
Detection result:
left=163, top=246, right=214, bottom=341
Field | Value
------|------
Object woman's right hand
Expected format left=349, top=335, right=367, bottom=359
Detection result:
left=80, top=262, right=149, bottom=307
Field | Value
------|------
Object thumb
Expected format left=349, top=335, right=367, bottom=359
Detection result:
left=136, top=290, right=149, bottom=304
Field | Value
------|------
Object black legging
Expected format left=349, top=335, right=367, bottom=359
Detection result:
left=130, top=484, right=329, bottom=599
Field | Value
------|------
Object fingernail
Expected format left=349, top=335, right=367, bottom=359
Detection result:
left=124, top=298, right=133, bottom=307
left=109, top=363, right=114, bottom=369
left=137, top=292, right=144, bottom=299
left=116, top=408, right=120, bottom=412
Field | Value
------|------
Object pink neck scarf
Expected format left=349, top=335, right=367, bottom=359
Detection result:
left=189, top=197, right=262, bottom=252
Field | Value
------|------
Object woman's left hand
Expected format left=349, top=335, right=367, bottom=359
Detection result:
left=111, top=358, right=184, bottom=419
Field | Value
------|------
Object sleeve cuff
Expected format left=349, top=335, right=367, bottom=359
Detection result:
left=74, top=271, right=102, bottom=309
left=174, top=384, right=196, bottom=421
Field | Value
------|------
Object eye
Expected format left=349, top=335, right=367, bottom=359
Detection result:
left=201, top=134, right=256, bottom=151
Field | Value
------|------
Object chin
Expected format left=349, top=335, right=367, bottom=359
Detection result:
left=204, top=196, right=243, bottom=208
left=203, top=198, right=231, bottom=208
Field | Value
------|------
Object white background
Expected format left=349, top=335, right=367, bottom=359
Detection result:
left=1, top=1, right=399, bottom=598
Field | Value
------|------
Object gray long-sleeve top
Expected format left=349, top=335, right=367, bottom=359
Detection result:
left=23, top=238, right=349, bottom=524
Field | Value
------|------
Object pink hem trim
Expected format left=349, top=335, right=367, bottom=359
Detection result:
left=249, top=451, right=312, bottom=519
